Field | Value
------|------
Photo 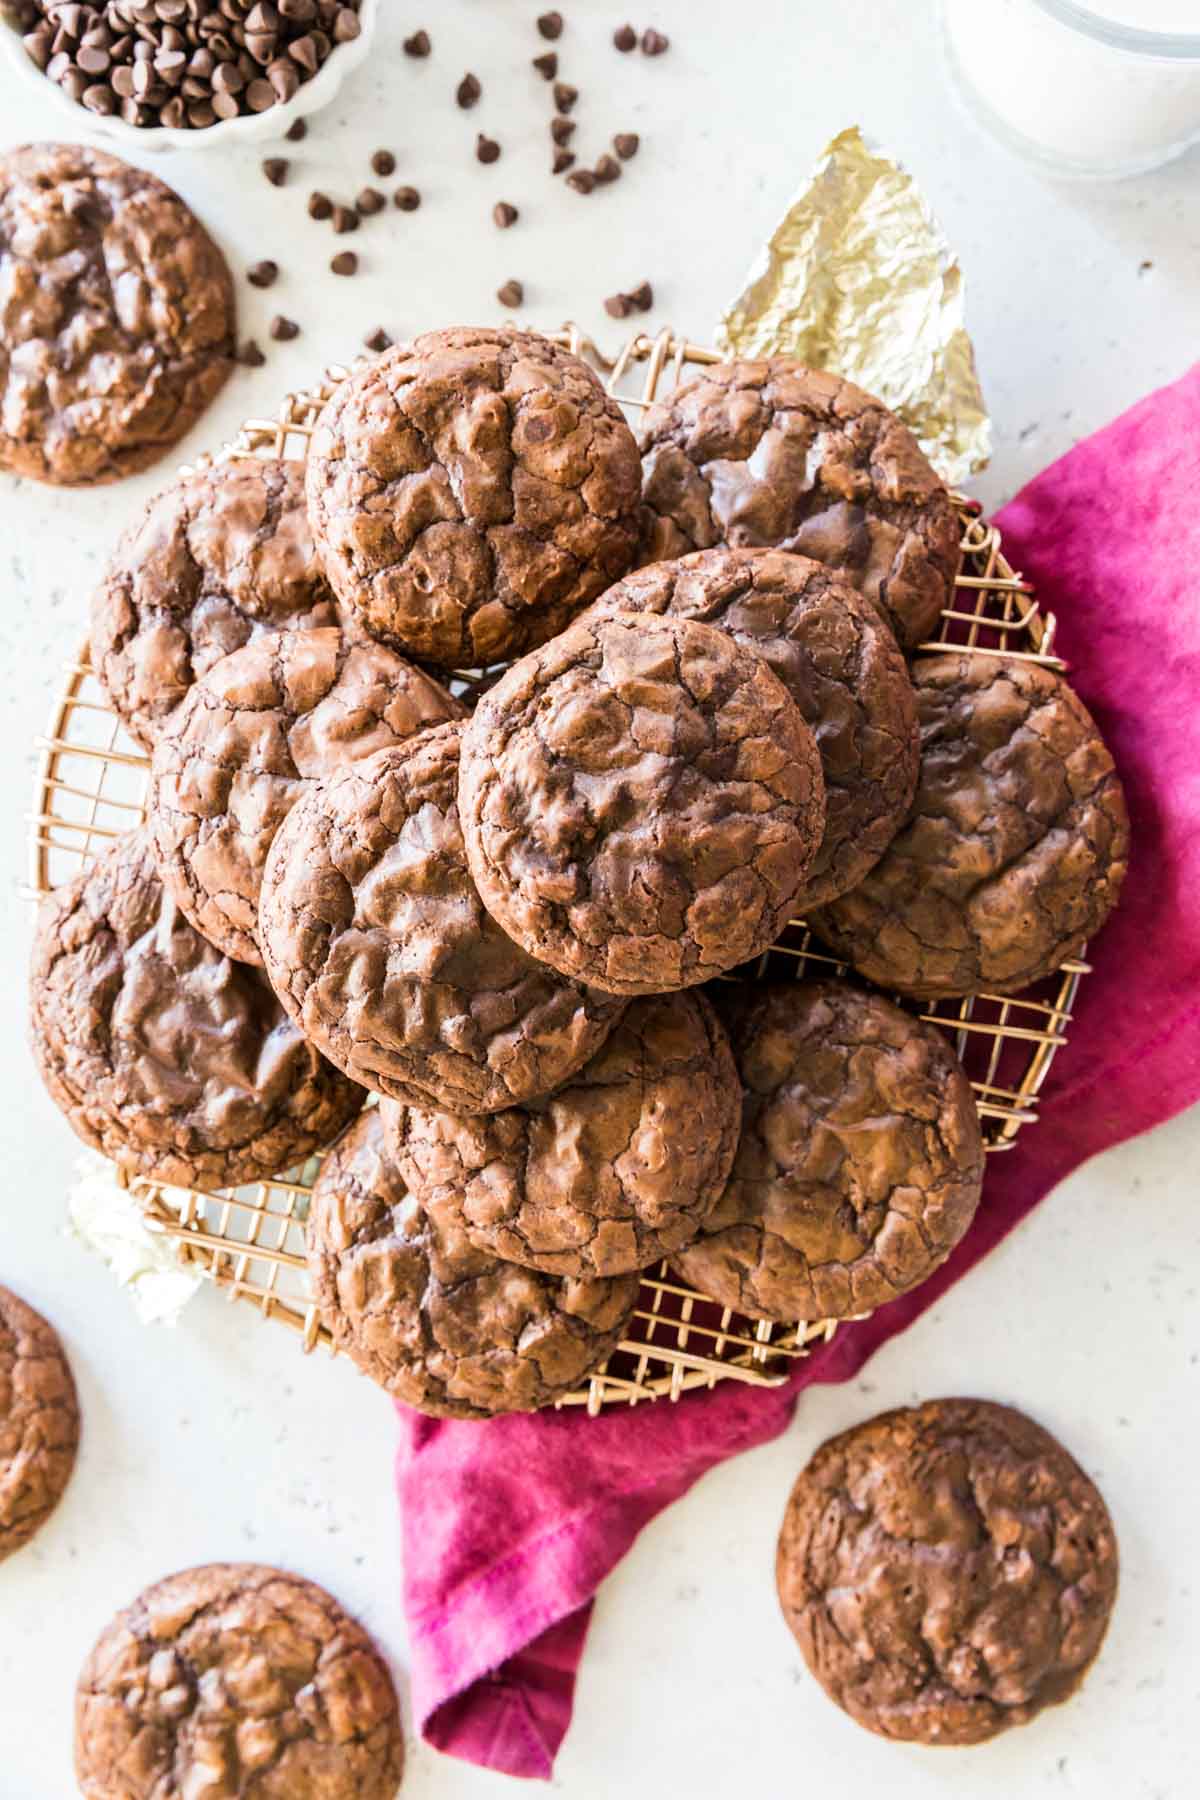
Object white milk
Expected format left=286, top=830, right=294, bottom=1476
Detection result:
left=942, top=0, right=1200, bottom=177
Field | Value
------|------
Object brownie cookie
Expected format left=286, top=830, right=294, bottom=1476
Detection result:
left=385, top=991, right=741, bottom=1279
left=638, top=359, right=961, bottom=651
left=579, top=548, right=919, bottom=907
left=674, top=981, right=983, bottom=1321
left=0, top=143, right=235, bottom=486
left=91, top=459, right=339, bottom=752
left=811, top=653, right=1130, bottom=997
left=306, top=326, right=642, bottom=669
left=75, top=1562, right=403, bottom=1800
left=260, top=722, right=626, bottom=1113
left=459, top=612, right=825, bottom=994
left=307, top=1110, right=638, bottom=1416
left=149, top=626, right=463, bottom=966
left=776, top=1399, right=1119, bottom=1745
left=0, top=1286, right=79, bottom=1563
left=31, top=832, right=363, bottom=1191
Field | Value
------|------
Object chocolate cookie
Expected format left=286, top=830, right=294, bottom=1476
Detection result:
left=673, top=981, right=983, bottom=1321
left=579, top=548, right=919, bottom=907
left=0, top=143, right=235, bottom=486
left=306, top=326, right=642, bottom=668
left=31, top=832, right=363, bottom=1191
left=75, top=1562, right=403, bottom=1800
left=385, top=991, right=741, bottom=1279
left=91, top=459, right=339, bottom=752
left=811, top=653, right=1130, bottom=997
left=776, top=1399, right=1118, bottom=1745
left=307, top=1110, right=638, bottom=1416
left=459, top=612, right=825, bottom=994
left=259, top=722, right=626, bottom=1113
left=148, top=626, right=463, bottom=966
left=638, top=360, right=961, bottom=651
left=0, top=1286, right=79, bottom=1563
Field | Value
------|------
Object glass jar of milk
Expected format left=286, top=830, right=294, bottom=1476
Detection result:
left=942, top=1, right=1200, bottom=178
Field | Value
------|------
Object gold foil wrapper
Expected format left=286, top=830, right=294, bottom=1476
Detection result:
left=716, top=126, right=991, bottom=488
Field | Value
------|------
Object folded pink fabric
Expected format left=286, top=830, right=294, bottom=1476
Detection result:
left=395, top=365, right=1200, bottom=1780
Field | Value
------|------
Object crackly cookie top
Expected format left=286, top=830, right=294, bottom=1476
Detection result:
left=30, top=832, right=363, bottom=1192
left=385, top=991, right=741, bottom=1279
left=148, top=626, right=463, bottom=967
left=307, top=1110, right=638, bottom=1416
left=459, top=611, right=825, bottom=995
left=0, top=1286, right=79, bottom=1564
left=0, top=142, right=235, bottom=486
left=673, top=981, right=983, bottom=1322
left=306, top=325, right=643, bottom=669
left=579, top=547, right=919, bottom=907
left=776, top=1399, right=1118, bottom=1745
left=259, top=722, right=626, bottom=1113
left=638, top=359, right=961, bottom=651
left=75, top=1561, right=404, bottom=1800
left=811, top=653, right=1130, bottom=997
left=91, top=459, right=339, bottom=751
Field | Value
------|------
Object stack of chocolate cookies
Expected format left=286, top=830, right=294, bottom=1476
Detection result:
left=29, top=324, right=1131, bottom=1419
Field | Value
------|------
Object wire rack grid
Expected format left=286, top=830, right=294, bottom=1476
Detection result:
left=27, top=328, right=1086, bottom=1413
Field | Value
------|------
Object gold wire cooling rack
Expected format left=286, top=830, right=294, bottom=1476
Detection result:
left=27, top=328, right=1087, bottom=1412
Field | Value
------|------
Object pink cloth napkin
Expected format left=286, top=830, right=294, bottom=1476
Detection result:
left=395, top=365, right=1200, bottom=1779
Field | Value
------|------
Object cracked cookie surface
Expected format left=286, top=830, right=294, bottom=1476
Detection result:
left=75, top=1561, right=403, bottom=1800
left=306, top=326, right=642, bottom=668
left=149, top=626, right=463, bottom=967
left=91, top=459, right=340, bottom=751
left=578, top=547, right=919, bottom=907
left=30, top=832, right=364, bottom=1191
left=0, top=1286, right=79, bottom=1563
left=307, top=1110, right=638, bottom=1416
left=459, top=611, right=825, bottom=994
left=259, top=722, right=626, bottom=1113
left=673, top=981, right=982, bottom=1321
left=0, top=142, right=235, bottom=486
left=811, top=653, right=1130, bottom=996
left=638, top=359, right=960, bottom=651
left=776, top=1399, right=1118, bottom=1745
left=383, top=991, right=741, bottom=1279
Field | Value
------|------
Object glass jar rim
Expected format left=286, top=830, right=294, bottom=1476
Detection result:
left=1034, top=0, right=1200, bottom=58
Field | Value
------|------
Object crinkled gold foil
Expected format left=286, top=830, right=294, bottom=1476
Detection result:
left=716, top=126, right=991, bottom=488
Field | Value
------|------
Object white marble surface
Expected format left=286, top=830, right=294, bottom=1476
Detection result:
left=2, top=3, right=1198, bottom=1795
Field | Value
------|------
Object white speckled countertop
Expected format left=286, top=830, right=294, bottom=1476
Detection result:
left=2, top=4, right=1197, bottom=1795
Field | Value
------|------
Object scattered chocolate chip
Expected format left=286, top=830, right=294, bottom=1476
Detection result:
left=262, top=157, right=289, bottom=186
left=550, top=116, right=575, bottom=145
left=331, top=250, right=358, bottom=276
left=532, top=51, right=557, bottom=79
left=565, top=168, right=595, bottom=194
left=285, top=116, right=307, bottom=141
left=365, top=328, right=394, bottom=352
left=614, top=132, right=639, bottom=159
left=553, top=81, right=577, bottom=113
left=456, top=71, right=481, bottom=108
left=403, top=29, right=431, bottom=57
left=613, top=23, right=636, bottom=51
left=270, top=315, right=300, bottom=341
left=371, top=149, right=396, bottom=177
left=308, top=190, right=333, bottom=220
left=641, top=27, right=669, bottom=54
left=628, top=280, right=654, bottom=311
left=356, top=187, right=385, bottom=214
left=537, top=11, right=563, bottom=39
left=552, top=149, right=576, bottom=175
left=493, top=201, right=519, bottom=228
left=476, top=134, right=500, bottom=165
left=238, top=339, right=266, bottom=367
left=394, top=185, right=421, bottom=212
left=247, top=259, right=279, bottom=288
left=496, top=279, right=524, bottom=308
left=332, top=204, right=359, bottom=234
left=593, top=153, right=620, bottom=184
left=604, top=292, right=632, bottom=320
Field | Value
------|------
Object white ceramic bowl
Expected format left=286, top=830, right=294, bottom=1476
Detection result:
left=0, top=0, right=378, bottom=154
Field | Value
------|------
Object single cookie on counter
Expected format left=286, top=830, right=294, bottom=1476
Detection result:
left=307, top=1110, right=638, bottom=1416
left=305, top=326, right=643, bottom=669
left=0, top=143, right=235, bottom=487
left=0, top=1286, right=79, bottom=1564
left=578, top=547, right=919, bottom=907
left=459, top=611, right=825, bottom=995
left=776, top=1399, right=1119, bottom=1745
left=673, top=980, right=983, bottom=1321
left=259, top=722, right=627, bottom=1113
left=638, top=358, right=961, bottom=651
left=91, top=459, right=340, bottom=752
left=384, top=990, right=741, bottom=1279
left=75, top=1562, right=404, bottom=1800
left=811, top=652, right=1130, bottom=997
left=30, top=832, right=364, bottom=1192
left=148, top=626, right=463, bottom=967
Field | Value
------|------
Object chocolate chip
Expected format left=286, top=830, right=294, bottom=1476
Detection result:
left=238, top=338, right=266, bottom=367
left=628, top=280, right=654, bottom=311
left=456, top=71, right=481, bottom=108
left=269, top=315, right=299, bottom=340
left=614, top=132, right=639, bottom=159
left=356, top=187, right=385, bottom=214
left=537, top=11, right=563, bottom=38
left=332, top=204, right=359, bottom=233
left=262, top=157, right=289, bottom=186
left=403, top=29, right=431, bottom=57
left=532, top=51, right=557, bottom=79
left=247, top=259, right=279, bottom=288
left=613, top=23, right=636, bottom=51
left=565, top=168, right=594, bottom=194
left=394, top=185, right=421, bottom=212
left=641, top=28, right=669, bottom=54
left=331, top=250, right=358, bottom=275
left=493, top=201, right=518, bottom=228
left=604, top=292, right=632, bottom=319
left=593, top=153, right=620, bottom=184
left=553, top=81, right=577, bottom=114
left=285, top=116, right=307, bottom=141
left=476, top=134, right=500, bottom=165
left=371, top=149, right=396, bottom=177
left=550, top=116, right=574, bottom=145
left=308, top=190, right=333, bottom=220
left=552, top=149, right=575, bottom=175
left=365, top=327, right=393, bottom=352
left=496, top=279, right=524, bottom=308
